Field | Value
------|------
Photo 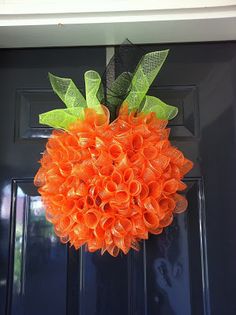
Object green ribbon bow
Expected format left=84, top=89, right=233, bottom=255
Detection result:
left=40, top=49, right=178, bottom=130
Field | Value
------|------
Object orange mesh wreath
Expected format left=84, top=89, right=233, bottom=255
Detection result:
left=34, top=47, right=194, bottom=256
left=34, top=105, right=193, bottom=256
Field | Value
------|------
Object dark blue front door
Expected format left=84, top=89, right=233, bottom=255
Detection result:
left=0, top=42, right=236, bottom=315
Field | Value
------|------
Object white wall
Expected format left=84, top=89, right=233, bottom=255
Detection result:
left=0, top=0, right=236, bottom=14
left=0, top=0, right=235, bottom=47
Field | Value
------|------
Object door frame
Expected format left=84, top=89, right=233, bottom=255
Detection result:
left=0, top=3, right=236, bottom=48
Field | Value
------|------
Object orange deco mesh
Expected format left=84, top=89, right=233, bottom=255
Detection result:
left=34, top=106, right=193, bottom=257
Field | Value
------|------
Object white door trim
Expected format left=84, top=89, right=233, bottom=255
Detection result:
left=0, top=3, right=236, bottom=48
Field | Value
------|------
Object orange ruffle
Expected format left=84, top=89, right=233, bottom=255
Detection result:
left=34, top=106, right=193, bottom=256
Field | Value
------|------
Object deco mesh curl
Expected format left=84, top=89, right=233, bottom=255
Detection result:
left=34, top=41, right=193, bottom=257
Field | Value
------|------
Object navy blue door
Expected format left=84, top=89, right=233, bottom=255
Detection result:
left=0, top=43, right=236, bottom=315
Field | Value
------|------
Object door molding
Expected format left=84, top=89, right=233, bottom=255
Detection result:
left=0, top=3, right=236, bottom=48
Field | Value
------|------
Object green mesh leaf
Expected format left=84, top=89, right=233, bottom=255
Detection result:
left=122, top=50, right=169, bottom=112
left=49, top=73, right=87, bottom=108
left=39, top=107, right=84, bottom=130
left=107, top=72, right=132, bottom=107
left=67, top=107, right=85, bottom=119
left=141, top=96, right=178, bottom=120
left=84, top=71, right=104, bottom=114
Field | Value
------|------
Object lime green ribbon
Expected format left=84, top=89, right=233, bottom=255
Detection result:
left=123, top=50, right=169, bottom=111
left=39, top=49, right=178, bottom=130
left=141, top=96, right=178, bottom=120
left=39, top=72, right=103, bottom=130
left=84, top=71, right=104, bottom=115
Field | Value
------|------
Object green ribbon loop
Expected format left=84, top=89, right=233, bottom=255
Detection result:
left=39, top=107, right=85, bottom=130
left=141, top=96, right=178, bottom=120
left=122, top=50, right=169, bottom=112
left=49, top=73, right=87, bottom=108
left=84, top=71, right=104, bottom=114
left=39, top=48, right=177, bottom=131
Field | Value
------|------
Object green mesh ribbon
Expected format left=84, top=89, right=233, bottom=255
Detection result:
left=107, top=72, right=132, bottom=107
left=39, top=107, right=85, bottom=130
left=84, top=71, right=104, bottom=114
left=106, top=72, right=132, bottom=120
left=49, top=73, right=86, bottom=108
left=122, top=50, right=170, bottom=112
left=141, top=96, right=178, bottom=120
left=39, top=72, right=104, bottom=130
left=39, top=47, right=178, bottom=130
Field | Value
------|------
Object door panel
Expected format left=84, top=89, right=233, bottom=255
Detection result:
left=145, top=179, right=207, bottom=315
left=9, top=180, right=67, bottom=315
left=0, top=46, right=106, bottom=315
left=0, top=43, right=236, bottom=315
left=137, top=43, right=236, bottom=315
